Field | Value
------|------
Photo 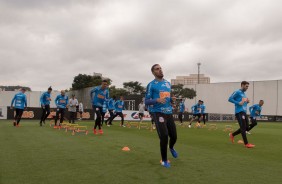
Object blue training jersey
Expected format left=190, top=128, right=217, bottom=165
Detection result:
left=108, top=98, right=115, bottom=110
left=179, top=102, right=185, bottom=113
left=249, top=104, right=262, bottom=118
left=114, top=100, right=125, bottom=113
left=201, top=104, right=206, bottom=114
left=55, top=94, right=69, bottom=109
left=191, top=104, right=201, bottom=115
left=228, top=89, right=248, bottom=114
left=102, top=100, right=108, bottom=113
left=145, top=79, right=172, bottom=114
left=11, top=92, right=27, bottom=109
left=40, top=91, right=51, bottom=105
left=90, top=86, right=109, bottom=107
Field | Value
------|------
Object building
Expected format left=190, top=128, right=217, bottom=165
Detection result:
left=171, top=74, right=210, bottom=85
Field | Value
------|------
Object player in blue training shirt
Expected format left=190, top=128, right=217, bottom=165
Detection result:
left=200, top=100, right=207, bottom=125
left=228, top=81, right=255, bottom=148
left=54, top=90, right=69, bottom=128
left=188, top=100, right=202, bottom=128
left=145, top=64, right=178, bottom=168
left=247, top=100, right=264, bottom=133
left=11, top=88, right=27, bottom=127
left=39, top=86, right=52, bottom=126
left=105, top=96, right=116, bottom=126
left=90, top=80, right=109, bottom=135
left=110, top=96, right=126, bottom=127
left=178, top=99, right=185, bottom=124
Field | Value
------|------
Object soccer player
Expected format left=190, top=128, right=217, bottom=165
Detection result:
left=247, top=100, right=264, bottom=134
left=90, top=80, right=109, bottom=134
left=54, top=90, right=69, bottom=128
left=40, top=86, right=52, bottom=126
left=178, top=99, right=185, bottom=124
left=68, top=94, right=78, bottom=124
left=188, top=100, right=202, bottom=128
left=105, top=96, right=116, bottom=126
left=78, top=102, right=83, bottom=120
left=200, top=100, right=206, bottom=125
left=11, top=88, right=27, bottom=127
left=101, top=100, right=108, bottom=126
left=138, top=101, right=146, bottom=123
left=145, top=64, right=178, bottom=168
left=111, top=96, right=126, bottom=127
left=228, top=81, right=255, bottom=148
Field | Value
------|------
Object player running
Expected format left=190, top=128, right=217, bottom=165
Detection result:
left=90, top=80, right=109, bottom=135
left=228, top=81, right=255, bottom=148
left=54, top=90, right=69, bottom=128
left=39, top=86, right=52, bottom=126
left=178, top=99, right=185, bottom=124
left=110, top=96, right=126, bottom=127
left=247, top=100, right=264, bottom=134
left=138, top=101, right=146, bottom=123
left=200, top=100, right=206, bottom=125
left=145, top=64, right=178, bottom=168
left=11, top=88, right=27, bottom=127
left=105, top=96, right=116, bottom=126
left=188, top=100, right=202, bottom=128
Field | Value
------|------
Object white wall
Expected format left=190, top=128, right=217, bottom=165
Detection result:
left=184, top=80, right=281, bottom=116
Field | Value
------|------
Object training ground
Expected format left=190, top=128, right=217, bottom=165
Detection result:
left=0, top=120, right=281, bottom=184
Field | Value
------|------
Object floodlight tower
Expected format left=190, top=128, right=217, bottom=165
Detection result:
left=197, top=62, right=201, bottom=84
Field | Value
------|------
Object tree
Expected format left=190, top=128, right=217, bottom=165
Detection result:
left=109, top=86, right=129, bottom=98
left=72, top=74, right=112, bottom=90
left=171, top=84, right=196, bottom=99
left=0, top=85, right=31, bottom=91
left=123, top=81, right=145, bottom=95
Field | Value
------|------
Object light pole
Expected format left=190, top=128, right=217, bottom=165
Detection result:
left=197, top=62, right=201, bottom=84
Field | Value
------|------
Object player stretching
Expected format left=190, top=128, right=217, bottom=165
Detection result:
left=54, top=90, right=68, bottom=128
left=188, top=100, right=202, bottom=128
left=228, top=81, right=255, bottom=148
left=145, top=64, right=178, bottom=168
left=40, top=86, right=52, bottom=126
left=11, top=88, right=27, bottom=127
left=247, top=100, right=264, bottom=134
left=90, top=80, right=109, bottom=134
left=178, top=99, right=185, bottom=124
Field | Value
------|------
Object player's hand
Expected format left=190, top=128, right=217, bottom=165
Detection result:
left=157, top=98, right=166, bottom=104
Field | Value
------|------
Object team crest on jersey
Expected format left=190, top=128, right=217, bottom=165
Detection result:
left=159, top=117, right=164, bottom=123
left=242, top=115, right=245, bottom=119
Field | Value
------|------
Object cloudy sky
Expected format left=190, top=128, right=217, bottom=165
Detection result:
left=1, top=0, right=282, bottom=91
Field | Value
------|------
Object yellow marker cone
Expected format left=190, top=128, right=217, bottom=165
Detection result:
left=237, top=140, right=244, bottom=144
left=122, top=147, right=130, bottom=151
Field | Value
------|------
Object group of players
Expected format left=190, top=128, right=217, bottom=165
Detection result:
left=10, top=64, right=264, bottom=168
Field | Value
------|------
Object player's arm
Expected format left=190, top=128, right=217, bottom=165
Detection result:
left=11, top=95, right=16, bottom=108
left=228, top=91, right=240, bottom=105
left=24, top=95, right=27, bottom=108
left=249, top=105, right=254, bottom=114
left=55, top=96, right=59, bottom=107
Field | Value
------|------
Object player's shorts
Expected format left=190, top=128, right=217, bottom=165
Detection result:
left=139, top=113, right=144, bottom=118
left=193, top=114, right=201, bottom=119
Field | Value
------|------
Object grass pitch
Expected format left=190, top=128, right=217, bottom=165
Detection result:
left=0, top=120, right=282, bottom=184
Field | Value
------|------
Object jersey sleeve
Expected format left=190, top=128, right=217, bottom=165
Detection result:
left=145, top=83, right=157, bottom=105
left=228, top=91, right=240, bottom=105
left=11, top=95, right=16, bottom=106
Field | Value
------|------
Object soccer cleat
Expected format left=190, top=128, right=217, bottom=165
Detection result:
left=246, top=131, right=251, bottom=135
left=53, top=126, right=58, bottom=129
left=122, top=125, right=126, bottom=127
left=161, top=161, right=171, bottom=168
left=99, top=129, right=103, bottom=135
left=188, top=125, right=191, bottom=128
left=93, top=129, right=98, bottom=135
left=229, top=133, right=234, bottom=144
left=245, top=143, right=255, bottom=148
left=16, top=124, right=20, bottom=127
left=170, top=148, right=178, bottom=158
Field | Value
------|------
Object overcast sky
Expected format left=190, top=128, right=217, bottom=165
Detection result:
left=1, top=0, right=282, bottom=91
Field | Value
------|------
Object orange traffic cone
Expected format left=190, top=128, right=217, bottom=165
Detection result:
left=122, top=147, right=130, bottom=151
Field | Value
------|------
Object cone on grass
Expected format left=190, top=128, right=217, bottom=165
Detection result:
left=237, top=140, right=244, bottom=144
left=122, top=147, right=130, bottom=151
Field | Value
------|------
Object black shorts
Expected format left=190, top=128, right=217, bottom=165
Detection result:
left=193, top=114, right=201, bottom=119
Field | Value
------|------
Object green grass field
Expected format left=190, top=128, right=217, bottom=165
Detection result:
left=1, top=120, right=282, bottom=184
